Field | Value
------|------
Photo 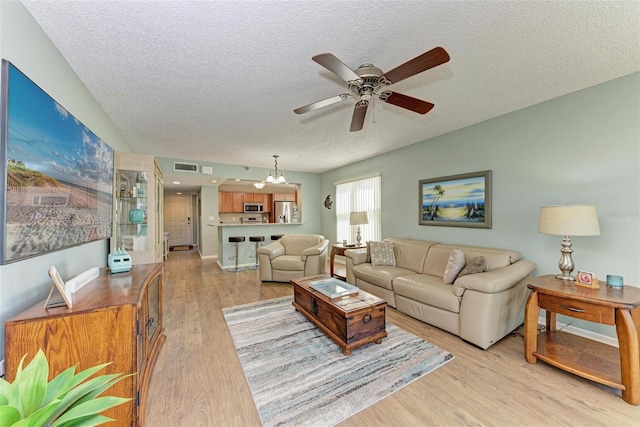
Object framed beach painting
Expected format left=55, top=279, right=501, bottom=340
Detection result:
left=419, top=170, right=492, bottom=228
left=0, top=60, right=114, bottom=264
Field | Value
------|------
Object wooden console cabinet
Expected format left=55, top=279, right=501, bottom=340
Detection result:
left=5, top=263, right=165, bottom=426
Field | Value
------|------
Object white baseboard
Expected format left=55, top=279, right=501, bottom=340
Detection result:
left=537, top=316, right=618, bottom=347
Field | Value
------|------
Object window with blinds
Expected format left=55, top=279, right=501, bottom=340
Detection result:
left=336, top=175, right=381, bottom=244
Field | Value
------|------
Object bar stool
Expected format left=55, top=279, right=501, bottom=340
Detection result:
left=228, top=236, right=246, bottom=272
left=271, top=234, right=284, bottom=241
left=248, top=236, right=265, bottom=270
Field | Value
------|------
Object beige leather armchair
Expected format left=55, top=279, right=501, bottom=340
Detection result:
left=257, top=234, right=329, bottom=282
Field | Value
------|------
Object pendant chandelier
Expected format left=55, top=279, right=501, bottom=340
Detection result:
left=266, top=155, right=287, bottom=184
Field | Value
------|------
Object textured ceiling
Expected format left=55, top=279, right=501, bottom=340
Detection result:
left=21, top=0, right=640, bottom=181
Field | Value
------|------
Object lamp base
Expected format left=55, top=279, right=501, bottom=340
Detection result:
left=555, top=274, right=575, bottom=281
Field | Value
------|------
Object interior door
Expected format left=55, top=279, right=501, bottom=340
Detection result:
left=164, top=194, right=192, bottom=247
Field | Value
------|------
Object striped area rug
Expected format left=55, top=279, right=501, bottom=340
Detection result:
left=222, top=296, right=454, bottom=427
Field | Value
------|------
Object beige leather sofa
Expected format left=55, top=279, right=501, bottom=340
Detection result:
left=345, top=238, right=536, bottom=349
left=258, top=234, right=329, bottom=282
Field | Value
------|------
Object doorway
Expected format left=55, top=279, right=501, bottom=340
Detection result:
left=164, top=194, right=193, bottom=247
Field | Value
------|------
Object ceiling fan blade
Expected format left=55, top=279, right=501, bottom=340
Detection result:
left=380, top=92, right=434, bottom=114
left=312, top=53, right=362, bottom=84
left=350, top=101, right=368, bottom=132
left=294, top=93, right=350, bottom=114
left=380, top=47, right=450, bottom=85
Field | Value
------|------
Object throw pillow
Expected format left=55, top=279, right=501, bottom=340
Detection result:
left=442, top=249, right=465, bottom=284
left=369, top=241, right=396, bottom=266
left=457, top=256, right=487, bottom=277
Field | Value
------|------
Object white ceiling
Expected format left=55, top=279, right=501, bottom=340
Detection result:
left=22, top=1, right=640, bottom=182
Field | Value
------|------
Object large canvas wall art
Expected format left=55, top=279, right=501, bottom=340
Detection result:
left=419, top=170, right=492, bottom=228
left=0, top=60, right=114, bottom=264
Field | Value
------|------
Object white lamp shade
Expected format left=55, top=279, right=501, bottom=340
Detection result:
left=538, top=205, right=600, bottom=236
left=253, top=182, right=266, bottom=189
left=349, top=211, right=369, bottom=225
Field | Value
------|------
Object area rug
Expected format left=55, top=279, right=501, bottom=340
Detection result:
left=222, top=296, right=454, bottom=427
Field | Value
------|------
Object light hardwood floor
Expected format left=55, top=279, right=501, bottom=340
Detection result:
left=146, top=251, right=640, bottom=426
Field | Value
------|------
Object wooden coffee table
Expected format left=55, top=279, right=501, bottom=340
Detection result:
left=291, top=275, right=387, bottom=356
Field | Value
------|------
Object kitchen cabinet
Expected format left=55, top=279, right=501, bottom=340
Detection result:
left=274, top=193, right=296, bottom=202
left=5, top=263, right=165, bottom=427
left=113, top=153, right=164, bottom=265
left=219, top=191, right=245, bottom=213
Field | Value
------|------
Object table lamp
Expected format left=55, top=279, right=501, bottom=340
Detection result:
left=538, top=205, right=600, bottom=280
left=349, top=211, right=368, bottom=246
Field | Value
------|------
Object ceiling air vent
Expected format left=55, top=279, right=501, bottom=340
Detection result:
left=173, top=162, right=198, bottom=172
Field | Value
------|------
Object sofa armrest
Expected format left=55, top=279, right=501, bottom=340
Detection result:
left=302, top=239, right=329, bottom=260
left=257, top=241, right=285, bottom=260
left=345, top=248, right=368, bottom=265
left=452, top=260, right=537, bottom=297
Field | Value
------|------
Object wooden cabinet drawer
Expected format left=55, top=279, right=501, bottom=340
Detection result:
left=539, top=294, right=615, bottom=325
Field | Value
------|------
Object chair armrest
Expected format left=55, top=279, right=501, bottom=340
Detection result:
left=257, top=241, right=285, bottom=260
left=302, top=239, right=329, bottom=260
left=345, top=248, right=368, bottom=265
left=452, top=260, right=537, bottom=297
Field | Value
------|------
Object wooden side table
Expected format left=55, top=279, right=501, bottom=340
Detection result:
left=330, top=244, right=364, bottom=280
left=524, top=274, right=640, bottom=405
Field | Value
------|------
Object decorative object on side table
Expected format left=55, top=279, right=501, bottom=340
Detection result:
left=538, top=205, right=601, bottom=280
left=606, top=274, right=624, bottom=288
left=108, top=248, right=132, bottom=273
left=349, top=211, right=368, bottom=245
left=575, top=270, right=599, bottom=289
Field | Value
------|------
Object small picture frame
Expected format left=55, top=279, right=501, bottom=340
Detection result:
left=44, top=265, right=73, bottom=309
left=575, top=270, right=599, bottom=289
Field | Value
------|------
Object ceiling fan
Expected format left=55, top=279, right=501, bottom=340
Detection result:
left=294, top=47, right=450, bottom=132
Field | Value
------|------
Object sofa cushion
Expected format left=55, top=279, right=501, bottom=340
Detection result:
left=351, top=263, right=414, bottom=291
left=385, top=238, right=439, bottom=273
left=280, top=235, right=324, bottom=256
left=443, top=249, right=465, bottom=284
left=369, top=241, right=396, bottom=266
left=424, top=243, right=523, bottom=275
left=271, top=255, right=305, bottom=271
left=458, top=256, right=486, bottom=277
left=393, top=274, right=462, bottom=314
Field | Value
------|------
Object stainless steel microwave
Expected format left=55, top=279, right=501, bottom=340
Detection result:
left=244, top=203, right=264, bottom=213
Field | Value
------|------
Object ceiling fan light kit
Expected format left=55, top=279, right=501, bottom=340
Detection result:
left=294, top=47, right=450, bottom=132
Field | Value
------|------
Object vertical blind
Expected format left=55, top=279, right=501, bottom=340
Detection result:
left=336, top=175, right=381, bottom=243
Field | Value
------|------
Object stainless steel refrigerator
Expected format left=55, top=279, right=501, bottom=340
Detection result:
left=274, top=201, right=296, bottom=223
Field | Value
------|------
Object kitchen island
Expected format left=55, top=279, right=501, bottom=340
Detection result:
left=216, top=222, right=305, bottom=269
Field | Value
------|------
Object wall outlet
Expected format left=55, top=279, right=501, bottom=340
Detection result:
left=209, top=216, right=215, bottom=221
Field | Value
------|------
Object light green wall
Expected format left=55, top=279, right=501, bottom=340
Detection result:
left=0, top=1, right=134, bottom=361
left=321, top=72, right=640, bottom=338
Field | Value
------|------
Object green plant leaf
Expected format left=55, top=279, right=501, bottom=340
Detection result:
left=50, top=396, right=131, bottom=427
left=45, top=373, right=124, bottom=423
left=10, top=400, right=60, bottom=427
left=0, top=405, right=21, bottom=427
left=56, top=414, right=113, bottom=427
left=70, top=373, right=134, bottom=409
left=0, top=377, right=12, bottom=400
left=6, top=354, right=28, bottom=415
left=16, top=350, right=48, bottom=418
left=44, top=365, right=78, bottom=405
